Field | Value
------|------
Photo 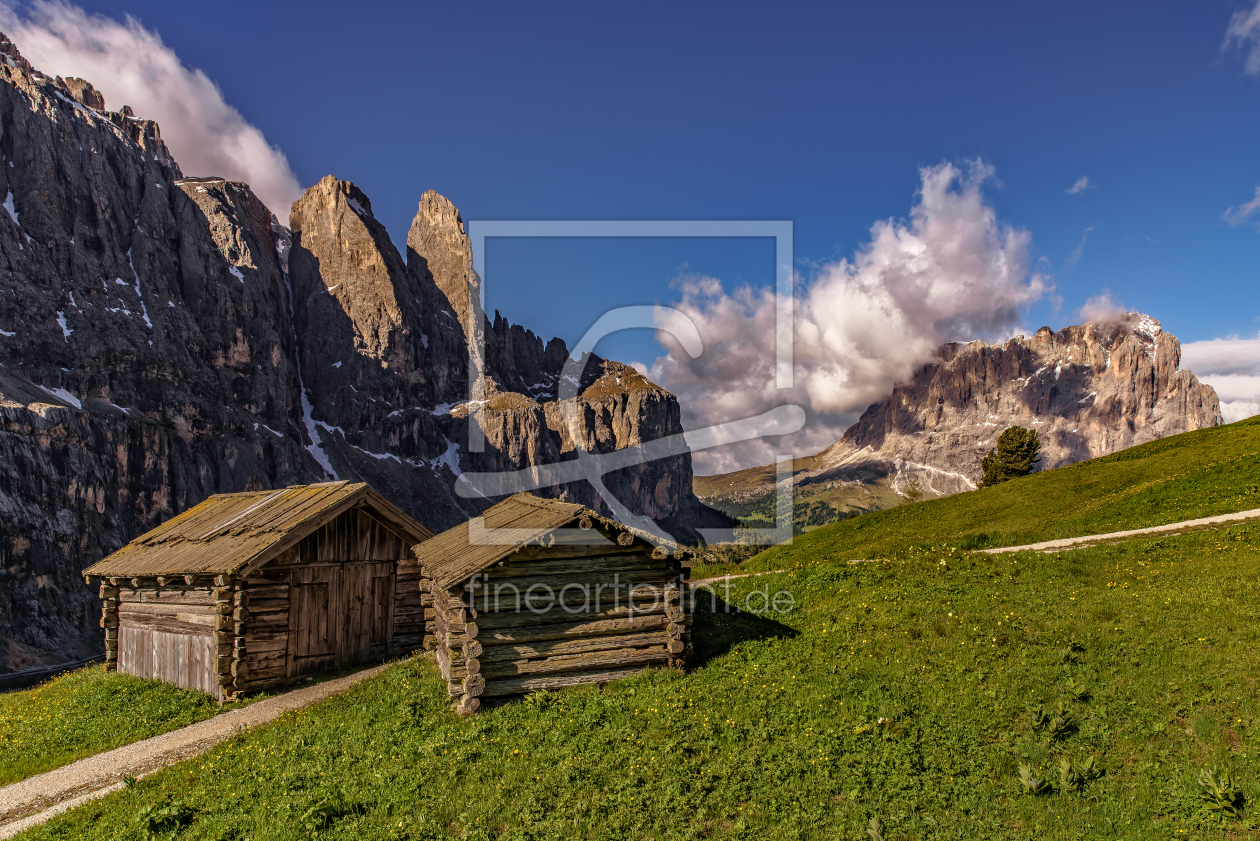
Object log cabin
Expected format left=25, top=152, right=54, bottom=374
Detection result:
left=82, top=481, right=434, bottom=701
left=413, top=493, right=696, bottom=715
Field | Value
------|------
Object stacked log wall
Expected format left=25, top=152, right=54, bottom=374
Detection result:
left=430, top=536, right=691, bottom=715
left=99, top=583, right=118, bottom=670
left=229, top=568, right=291, bottom=696
left=394, top=554, right=434, bottom=654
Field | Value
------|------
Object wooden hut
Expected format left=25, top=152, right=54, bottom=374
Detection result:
left=82, top=481, right=433, bottom=701
left=413, top=493, right=695, bottom=715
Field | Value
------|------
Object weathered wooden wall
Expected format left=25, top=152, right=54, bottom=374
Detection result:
left=107, top=581, right=220, bottom=698
left=394, top=554, right=434, bottom=653
left=429, top=537, right=690, bottom=714
left=107, top=506, right=426, bottom=701
left=229, top=507, right=414, bottom=697
left=118, top=625, right=220, bottom=700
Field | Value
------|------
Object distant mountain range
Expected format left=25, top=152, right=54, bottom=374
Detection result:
left=696, top=314, right=1222, bottom=529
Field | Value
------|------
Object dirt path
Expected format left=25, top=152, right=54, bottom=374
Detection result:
left=0, top=662, right=392, bottom=838
left=688, top=570, right=787, bottom=589
left=976, top=507, right=1260, bottom=555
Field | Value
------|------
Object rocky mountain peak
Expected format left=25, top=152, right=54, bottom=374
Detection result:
left=698, top=314, right=1222, bottom=525
left=63, top=76, right=105, bottom=110
left=407, top=189, right=479, bottom=342
left=0, top=36, right=319, bottom=670
left=0, top=32, right=32, bottom=74
left=810, top=315, right=1220, bottom=496
left=581, top=360, right=664, bottom=400
left=0, top=34, right=726, bottom=672
left=290, top=174, right=419, bottom=379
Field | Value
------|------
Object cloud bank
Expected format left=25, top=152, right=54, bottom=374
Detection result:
left=650, top=161, right=1050, bottom=474
left=1182, top=335, right=1260, bottom=424
left=1226, top=0, right=1260, bottom=76
left=0, top=1, right=302, bottom=217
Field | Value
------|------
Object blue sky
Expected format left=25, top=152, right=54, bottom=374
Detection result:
left=9, top=0, right=1260, bottom=469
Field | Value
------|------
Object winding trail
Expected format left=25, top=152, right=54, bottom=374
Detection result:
left=976, top=507, right=1260, bottom=555
left=0, top=663, right=390, bottom=839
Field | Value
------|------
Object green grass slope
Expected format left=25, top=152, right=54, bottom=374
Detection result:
left=694, top=459, right=906, bottom=531
left=23, top=524, right=1260, bottom=839
left=16, top=419, right=1260, bottom=839
left=0, top=668, right=252, bottom=785
left=721, top=416, right=1260, bottom=575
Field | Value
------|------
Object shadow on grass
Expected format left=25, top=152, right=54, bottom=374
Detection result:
left=687, top=590, right=799, bottom=669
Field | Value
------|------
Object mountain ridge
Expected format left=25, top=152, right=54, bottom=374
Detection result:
left=696, top=314, right=1222, bottom=525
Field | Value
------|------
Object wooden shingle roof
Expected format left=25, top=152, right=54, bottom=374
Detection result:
left=83, top=481, right=433, bottom=579
left=413, top=493, right=701, bottom=590
left=414, top=494, right=593, bottom=589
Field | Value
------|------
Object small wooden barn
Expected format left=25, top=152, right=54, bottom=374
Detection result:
left=413, top=493, right=695, bottom=714
left=82, top=481, right=433, bottom=701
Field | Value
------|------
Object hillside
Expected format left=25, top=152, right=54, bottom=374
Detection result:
left=709, top=414, right=1260, bottom=575
left=697, top=315, right=1223, bottom=532
left=19, top=417, right=1260, bottom=839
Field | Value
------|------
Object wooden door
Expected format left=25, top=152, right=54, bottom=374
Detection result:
left=289, top=567, right=336, bottom=676
left=287, top=562, right=395, bottom=676
left=340, top=562, right=395, bottom=665
left=369, top=571, right=392, bottom=648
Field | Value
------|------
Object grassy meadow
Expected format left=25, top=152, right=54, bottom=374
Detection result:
left=0, top=667, right=255, bottom=785
left=694, top=416, right=1260, bottom=580
left=11, top=417, right=1260, bottom=839
left=20, top=520, right=1260, bottom=839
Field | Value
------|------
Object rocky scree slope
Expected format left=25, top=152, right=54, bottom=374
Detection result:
left=697, top=315, right=1222, bottom=516
left=0, top=36, right=717, bottom=671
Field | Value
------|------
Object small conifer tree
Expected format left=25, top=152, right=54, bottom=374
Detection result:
left=902, top=478, right=924, bottom=502
left=979, top=426, right=1042, bottom=488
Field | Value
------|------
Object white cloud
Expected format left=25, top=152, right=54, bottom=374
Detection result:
left=1064, top=226, right=1093, bottom=272
left=1219, top=399, right=1260, bottom=423
left=0, top=1, right=302, bottom=217
left=1225, top=0, right=1260, bottom=76
left=1067, top=176, right=1091, bottom=194
left=650, top=160, right=1050, bottom=474
left=1076, top=290, right=1126, bottom=323
left=1182, top=334, right=1260, bottom=423
left=1222, top=185, right=1260, bottom=229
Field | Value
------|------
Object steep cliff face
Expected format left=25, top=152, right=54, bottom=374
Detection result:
left=697, top=315, right=1222, bottom=519
left=287, top=174, right=720, bottom=538
left=0, top=37, right=313, bottom=670
left=0, top=37, right=718, bottom=669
